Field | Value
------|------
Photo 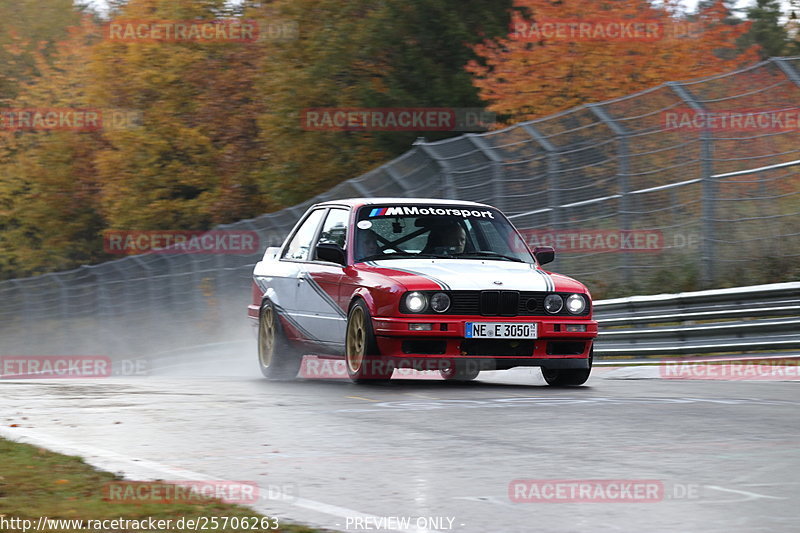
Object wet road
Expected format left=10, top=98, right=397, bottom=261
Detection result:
left=1, top=357, right=799, bottom=533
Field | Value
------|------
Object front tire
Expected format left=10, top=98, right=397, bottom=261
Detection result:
left=258, top=301, right=303, bottom=380
left=541, top=349, right=593, bottom=386
left=345, top=300, right=393, bottom=383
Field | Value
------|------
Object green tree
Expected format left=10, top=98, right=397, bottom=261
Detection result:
left=744, top=0, right=800, bottom=57
left=249, top=0, right=512, bottom=208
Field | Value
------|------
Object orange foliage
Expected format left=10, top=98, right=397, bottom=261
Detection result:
left=467, top=0, right=761, bottom=122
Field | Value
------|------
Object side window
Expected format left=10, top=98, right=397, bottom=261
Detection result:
left=283, top=209, right=325, bottom=260
left=317, top=208, right=349, bottom=249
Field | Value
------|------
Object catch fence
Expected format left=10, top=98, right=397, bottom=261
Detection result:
left=1, top=57, right=798, bottom=358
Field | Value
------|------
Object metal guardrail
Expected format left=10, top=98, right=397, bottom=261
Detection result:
left=593, top=282, right=800, bottom=358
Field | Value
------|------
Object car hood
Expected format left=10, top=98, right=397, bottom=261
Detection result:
left=363, top=258, right=580, bottom=292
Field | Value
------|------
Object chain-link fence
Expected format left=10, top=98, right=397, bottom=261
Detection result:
left=1, top=57, right=798, bottom=358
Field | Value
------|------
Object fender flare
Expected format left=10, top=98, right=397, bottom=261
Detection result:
left=349, top=287, right=376, bottom=315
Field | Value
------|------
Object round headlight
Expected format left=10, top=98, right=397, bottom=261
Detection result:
left=405, top=291, right=428, bottom=313
left=566, top=294, right=586, bottom=314
left=430, top=292, right=451, bottom=313
left=544, top=294, right=564, bottom=314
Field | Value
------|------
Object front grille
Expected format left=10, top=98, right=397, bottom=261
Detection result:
left=501, top=291, right=519, bottom=315
left=480, top=291, right=499, bottom=315
left=402, top=340, right=447, bottom=355
left=461, top=339, right=535, bottom=357
left=480, top=291, right=519, bottom=316
left=441, top=291, right=585, bottom=316
left=450, top=292, right=480, bottom=314
left=546, top=341, right=586, bottom=355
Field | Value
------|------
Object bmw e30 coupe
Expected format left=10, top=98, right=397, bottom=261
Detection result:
left=248, top=198, right=598, bottom=384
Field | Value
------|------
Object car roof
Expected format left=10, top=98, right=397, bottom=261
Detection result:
left=311, top=197, right=494, bottom=209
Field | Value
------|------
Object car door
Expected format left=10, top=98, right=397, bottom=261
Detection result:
left=276, top=208, right=326, bottom=341
left=295, top=207, right=350, bottom=351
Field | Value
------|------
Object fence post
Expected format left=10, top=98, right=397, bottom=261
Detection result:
left=349, top=179, right=373, bottom=199
left=668, top=82, right=715, bottom=288
left=414, top=141, right=458, bottom=199
left=464, top=133, right=507, bottom=212
left=8, top=279, right=28, bottom=352
left=252, top=216, right=281, bottom=250
left=130, top=255, right=157, bottom=353
left=587, top=103, right=633, bottom=287
left=772, top=57, right=800, bottom=86
left=522, top=124, right=561, bottom=230
left=12, top=279, right=31, bottom=325
left=383, top=164, right=414, bottom=195
left=42, top=273, right=70, bottom=351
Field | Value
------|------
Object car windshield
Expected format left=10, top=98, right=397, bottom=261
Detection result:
left=353, top=204, right=534, bottom=263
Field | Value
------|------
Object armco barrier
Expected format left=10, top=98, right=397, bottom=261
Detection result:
left=593, top=282, right=800, bottom=358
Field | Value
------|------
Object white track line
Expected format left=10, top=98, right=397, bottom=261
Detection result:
left=0, top=426, right=443, bottom=533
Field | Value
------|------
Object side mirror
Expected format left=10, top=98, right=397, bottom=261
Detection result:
left=533, top=246, right=555, bottom=265
left=316, top=243, right=347, bottom=265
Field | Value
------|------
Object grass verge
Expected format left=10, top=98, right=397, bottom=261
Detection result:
left=0, top=437, right=323, bottom=533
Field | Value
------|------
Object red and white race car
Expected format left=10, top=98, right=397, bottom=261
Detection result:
left=248, top=198, right=598, bottom=384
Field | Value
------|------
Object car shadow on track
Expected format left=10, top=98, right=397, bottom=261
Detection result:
left=265, top=374, right=600, bottom=391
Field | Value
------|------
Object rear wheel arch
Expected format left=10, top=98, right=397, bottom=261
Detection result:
left=260, top=296, right=299, bottom=346
left=259, top=287, right=281, bottom=311
left=257, top=299, right=303, bottom=380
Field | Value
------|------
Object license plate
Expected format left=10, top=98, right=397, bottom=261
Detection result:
left=464, top=322, right=537, bottom=339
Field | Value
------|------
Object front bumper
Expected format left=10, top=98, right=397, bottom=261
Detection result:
left=372, top=315, right=597, bottom=363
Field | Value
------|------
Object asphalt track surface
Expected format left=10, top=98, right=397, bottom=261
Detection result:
left=1, top=352, right=799, bottom=533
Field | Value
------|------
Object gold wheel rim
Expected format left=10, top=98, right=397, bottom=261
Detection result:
left=259, top=306, right=276, bottom=368
left=346, top=307, right=366, bottom=373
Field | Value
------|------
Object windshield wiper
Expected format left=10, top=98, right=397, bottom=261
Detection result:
left=454, top=251, right=526, bottom=262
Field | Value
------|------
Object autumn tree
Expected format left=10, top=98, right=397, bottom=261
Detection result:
left=0, top=18, right=107, bottom=278
left=0, top=0, right=87, bottom=103
left=88, top=0, right=269, bottom=229
left=249, top=0, right=512, bottom=208
left=1, top=0, right=268, bottom=277
left=467, top=0, right=761, bottom=121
